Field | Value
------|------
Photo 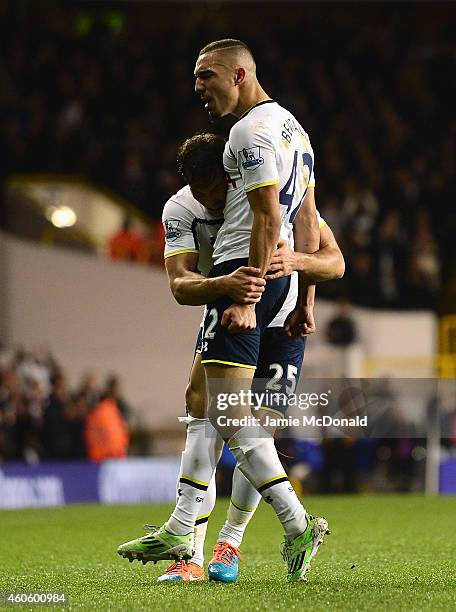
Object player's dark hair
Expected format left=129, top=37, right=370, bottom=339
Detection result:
left=177, top=133, right=226, bottom=186
left=199, top=39, right=254, bottom=61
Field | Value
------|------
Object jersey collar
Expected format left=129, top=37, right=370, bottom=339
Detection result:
left=239, top=99, right=275, bottom=120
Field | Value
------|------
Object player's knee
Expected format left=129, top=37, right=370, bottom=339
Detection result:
left=185, top=381, right=206, bottom=418
left=228, top=429, right=274, bottom=456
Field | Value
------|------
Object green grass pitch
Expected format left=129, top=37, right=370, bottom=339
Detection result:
left=0, top=495, right=455, bottom=611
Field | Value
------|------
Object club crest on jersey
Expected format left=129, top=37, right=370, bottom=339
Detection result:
left=240, top=146, right=264, bottom=170
left=164, top=219, right=181, bottom=242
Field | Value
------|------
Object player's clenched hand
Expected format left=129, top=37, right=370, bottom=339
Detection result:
left=283, top=306, right=316, bottom=338
left=224, top=267, right=266, bottom=304
left=265, top=239, right=295, bottom=280
left=221, top=303, right=257, bottom=333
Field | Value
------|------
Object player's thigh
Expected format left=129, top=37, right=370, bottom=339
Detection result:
left=204, top=362, right=256, bottom=440
left=254, top=327, right=307, bottom=416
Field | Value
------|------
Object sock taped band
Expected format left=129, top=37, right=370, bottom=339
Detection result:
left=257, top=475, right=288, bottom=493
left=180, top=475, right=209, bottom=490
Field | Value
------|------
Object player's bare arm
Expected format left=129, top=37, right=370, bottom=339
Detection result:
left=281, top=187, right=319, bottom=336
left=247, top=184, right=282, bottom=277
left=280, top=187, right=319, bottom=336
left=293, top=187, right=320, bottom=307
left=294, top=187, right=320, bottom=254
left=266, top=225, right=345, bottom=282
left=165, top=252, right=265, bottom=306
left=221, top=184, right=281, bottom=333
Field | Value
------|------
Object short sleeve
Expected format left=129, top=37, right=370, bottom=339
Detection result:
left=308, top=166, right=316, bottom=189
left=316, top=208, right=326, bottom=229
left=162, top=198, right=198, bottom=259
left=229, top=121, right=279, bottom=193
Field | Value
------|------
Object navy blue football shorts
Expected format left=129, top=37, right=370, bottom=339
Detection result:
left=200, top=257, right=291, bottom=369
left=195, top=324, right=306, bottom=415
left=195, top=325, right=204, bottom=354
left=253, top=327, right=306, bottom=416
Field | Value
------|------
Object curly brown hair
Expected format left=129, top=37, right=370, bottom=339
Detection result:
left=176, top=133, right=226, bottom=187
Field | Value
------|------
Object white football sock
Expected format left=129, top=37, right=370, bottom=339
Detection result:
left=218, top=465, right=261, bottom=548
left=166, top=417, right=223, bottom=536
left=228, top=425, right=307, bottom=539
left=190, top=473, right=216, bottom=567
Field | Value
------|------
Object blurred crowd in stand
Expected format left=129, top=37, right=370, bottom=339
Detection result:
left=0, top=342, right=130, bottom=463
left=1, top=2, right=453, bottom=309
left=107, top=215, right=164, bottom=267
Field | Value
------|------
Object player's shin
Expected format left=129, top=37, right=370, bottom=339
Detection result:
left=190, top=473, right=216, bottom=567
left=166, top=417, right=223, bottom=536
left=218, top=465, right=261, bottom=547
left=228, top=425, right=308, bottom=538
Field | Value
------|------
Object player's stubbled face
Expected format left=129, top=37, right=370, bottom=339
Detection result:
left=194, top=53, right=238, bottom=119
left=190, top=178, right=227, bottom=216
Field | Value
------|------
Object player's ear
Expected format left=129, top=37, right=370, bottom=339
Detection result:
left=234, top=68, right=246, bottom=86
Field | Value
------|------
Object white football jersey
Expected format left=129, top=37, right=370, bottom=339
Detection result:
left=213, top=100, right=315, bottom=265
left=162, top=184, right=326, bottom=328
left=162, top=185, right=223, bottom=276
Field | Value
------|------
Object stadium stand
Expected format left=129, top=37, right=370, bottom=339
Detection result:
left=0, top=1, right=454, bottom=310
left=0, top=2, right=455, bottom=495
